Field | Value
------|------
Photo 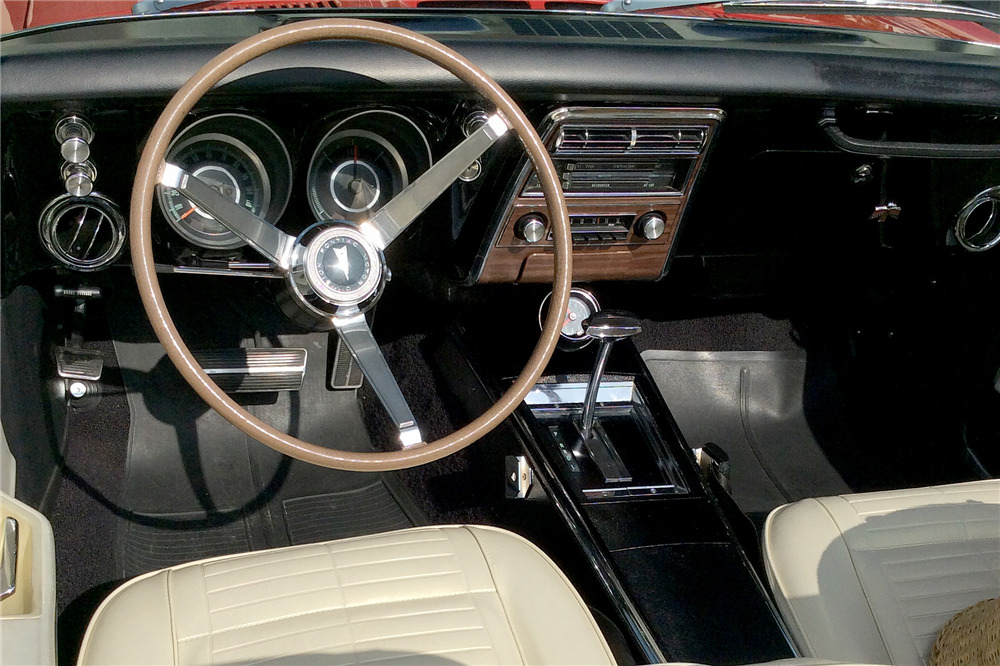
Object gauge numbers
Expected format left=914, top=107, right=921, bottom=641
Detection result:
left=160, top=135, right=269, bottom=249
left=156, top=114, right=291, bottom=251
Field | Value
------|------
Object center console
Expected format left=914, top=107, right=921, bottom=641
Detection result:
left=438, top=299, right=798, bottom=665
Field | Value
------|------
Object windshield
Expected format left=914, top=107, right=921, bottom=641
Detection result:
left=3, top=0, right=1000, bottom=46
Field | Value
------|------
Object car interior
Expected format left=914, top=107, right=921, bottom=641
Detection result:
left=1, top=4, right=999, bottom=665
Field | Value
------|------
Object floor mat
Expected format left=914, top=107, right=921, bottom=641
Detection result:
left=119, top=517, right=252, bottom=577
left=642, top=350, right=851, bottom=516
left=283, top=480, right=412, bottom=545
left=106, top=290, right=416, bottom=578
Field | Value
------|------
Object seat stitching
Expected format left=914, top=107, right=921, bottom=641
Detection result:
left=203, top=549, right=332, bottom=577
left=352, top=623, right=486, bottom=645
left=210, top=615, right=351, bottom=654
left=465, top=526, right=527, bottom=665
left=903, top=605, right=990, bottom=622
left=326, top=541, right=357, bottom=665
left=865, top=518, right=997, bottom=531
left=851, top=538, right=1000, bottom=552
left=814, top=498, right=896, bottom=661
left=201, top=536, right=449, bottom=578
left=339, top=569, right=462, bottom=588
left=167, top=569, right=179, bottom=666
left=886, top=568, right=1000, bottom=588
left=349, top=605, right=478, bottom=625
left=355, top=646, right=492, bottom=665
left=209, top=567, right=340, bottom=593
left=334, top=552, right=454, bottom=570
left=881, top=546, right=1000, bottom=566
left=211, top=581, right=356, bottom=612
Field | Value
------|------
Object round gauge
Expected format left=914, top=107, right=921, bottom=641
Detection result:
left=156, top=114, right=292, bottom=251
left=308, top=130, right=403, bottom=221
left=159, top=134, right=269, bottom=249
left=539, top=288, right=602, bottom=349
left=306, top=111, right=432, bottom=224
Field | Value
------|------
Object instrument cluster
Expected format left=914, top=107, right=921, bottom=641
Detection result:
left=155, top=109, right=433, bottom=253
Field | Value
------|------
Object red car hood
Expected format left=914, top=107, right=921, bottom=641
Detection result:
left=3, top=0, right=999, bottom=47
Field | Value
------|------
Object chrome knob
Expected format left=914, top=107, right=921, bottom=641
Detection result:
left=55, top=116, right=94, bottom=164
left=60, top=137, right=90, bottom=164
left=636, top=212, right=665, bottom=240
left=462, top=110, right=491, bottom=137
left=515, top=214, right=546, bottom=243
left=62, top=161, right=97, bottom=197
left=582, top=311, right=643, bottom=340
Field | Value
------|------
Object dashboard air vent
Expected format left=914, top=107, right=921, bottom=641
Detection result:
left=555, top=125, right=708, bottom=155
left=39, top=194, right=126, bottom=272
left=505, top=16, right=680, bottom=40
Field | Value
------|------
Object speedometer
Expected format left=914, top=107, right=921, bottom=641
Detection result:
left=160, top=134, right=268, bottom=249
left=156, top=114, right=291, bottom=250
left=306, top=110, right=432, bottom=224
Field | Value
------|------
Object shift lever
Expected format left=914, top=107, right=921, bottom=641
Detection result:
left=580, top=311, right=642, bottom=439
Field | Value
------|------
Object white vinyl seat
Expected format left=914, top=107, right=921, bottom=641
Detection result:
left=78, top=525, right=618, bottom=666
left=762, top=479, right=1000, bottom=665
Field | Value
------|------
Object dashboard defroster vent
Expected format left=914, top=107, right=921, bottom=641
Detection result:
left=555, top=125, right=708, bottom=155
left=38, top=194, right=126, bottom=271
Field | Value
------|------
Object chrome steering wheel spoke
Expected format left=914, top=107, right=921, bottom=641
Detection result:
left=333, top=313, right=423, bottom=449
left=360, top=113, right=510, bottom=249
left=159, top=163, right=297, bottom=269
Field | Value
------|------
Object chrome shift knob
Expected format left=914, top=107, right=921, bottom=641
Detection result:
left=582, top=311, right=642, bottom=340
left=580, top=311, right=641, bottom=439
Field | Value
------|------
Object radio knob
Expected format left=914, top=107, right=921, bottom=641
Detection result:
left=637, top=212, right=666, bottom=240
left=515, top=214, right=547, bottom=243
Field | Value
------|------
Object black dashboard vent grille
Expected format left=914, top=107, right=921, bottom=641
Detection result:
left=38, top=194, right=126, bottom=272
left=555, top=125, right=707, bottom=155
left=505, top=16, right=680, bottom=40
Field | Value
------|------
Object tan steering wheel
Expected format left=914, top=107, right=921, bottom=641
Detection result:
left=131, top=18, right=571, bottom=471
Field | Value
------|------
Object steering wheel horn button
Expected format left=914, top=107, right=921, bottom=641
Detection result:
left=302, top=225, right=384, bottom=308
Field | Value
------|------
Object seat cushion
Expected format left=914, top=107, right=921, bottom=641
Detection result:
left=763, top=480, right=1000, bottom=665
left=78, top=525, right=617, bottom=666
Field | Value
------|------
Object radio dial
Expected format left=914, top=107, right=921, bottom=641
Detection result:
left=637, top=212, right=666, bottom=241
left=516, top=214, right=547, bottom=243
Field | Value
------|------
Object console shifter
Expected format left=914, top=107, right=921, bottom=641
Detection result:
left=580, top=311, right=642, bottom=439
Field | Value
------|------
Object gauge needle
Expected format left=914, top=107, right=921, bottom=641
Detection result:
left=179, top=206, right=199, bottom=220
left=353, top=143, right=358, bottom=180
left=334, top=245, right=350, bottom=279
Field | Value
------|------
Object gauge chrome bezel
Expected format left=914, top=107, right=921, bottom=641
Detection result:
left=156, top=113, right=292, bottom=250
left=539, top=287, right=601, bottom=350
left=306, top=110, right=432, bottom=223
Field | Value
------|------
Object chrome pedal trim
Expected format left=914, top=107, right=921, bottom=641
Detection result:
left=193, top=348, right=307, bottom=393
left=56, top=346, right=104, bottom=381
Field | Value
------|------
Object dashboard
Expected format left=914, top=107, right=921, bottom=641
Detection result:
left=2, top=9, right=999, bottom=304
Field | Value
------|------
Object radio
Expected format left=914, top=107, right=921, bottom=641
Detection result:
left=524, top=159, right=691, bottom=197
left=474, top=107, right=724, bottom=284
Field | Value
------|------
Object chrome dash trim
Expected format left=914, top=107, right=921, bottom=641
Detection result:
left=525, top=380, right=635, bottom=406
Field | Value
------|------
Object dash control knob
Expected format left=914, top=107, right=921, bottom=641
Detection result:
left=55, top=116, right=94, bottom=164
left=636, top=212, right=666, bottom=241
left=62, top=161, right=97, bottom=197
left=515, top=214, right=547, bottom=243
